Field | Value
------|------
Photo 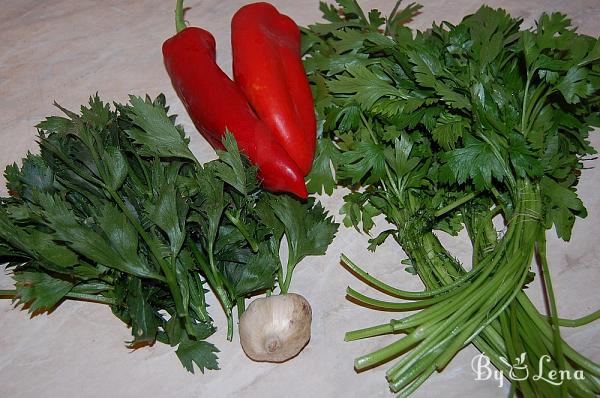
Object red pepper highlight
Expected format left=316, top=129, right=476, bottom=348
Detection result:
left=162, top=6, right=308, bottom=198
left=232, top=2, right=317, bottom=176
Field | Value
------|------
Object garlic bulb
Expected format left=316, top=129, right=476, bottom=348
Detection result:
left=239, top=293, right=312, bottom=362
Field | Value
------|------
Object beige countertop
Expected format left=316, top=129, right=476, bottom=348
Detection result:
left=1, top=1, right=599, bottom=397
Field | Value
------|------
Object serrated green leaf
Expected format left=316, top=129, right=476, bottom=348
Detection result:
left=222, top=242, right=279, bottom=297
left=146, top=183, right=187, bottom=255
left=13, top=271, right=74, bottom=313
left=34, top=192, right=160, bottom=280
left=270, top=196, right=338, bottom=268
left=127, top=277, right=158, bottom=345
left=540, top=176, right=587, bottom=241
left=101, top=147, right=128, bottom=190
left=125, top=96, right=195, bottom=161
left=81, top=94, right=112, bottom=131
left=213, top=132, right=258, bottom=195
left=328, top=65, right=406, bottom=110
left=556, top=67, right=595, bottom=104
left=440, top=135, right=507, bottom=190
left=176, top=339, right=220, bottom=374
left=306, top=138, right=341, bottom=195
left=431, top=113, right=467, bottom=150
left=338, top=138, right=388, bottom=185
left=36, top=116, right=73, bottom=134
left=97, top=204, right=139, bottom=265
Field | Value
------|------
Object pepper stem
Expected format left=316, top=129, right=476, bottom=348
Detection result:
left=175, top=0, right=186, bottom=33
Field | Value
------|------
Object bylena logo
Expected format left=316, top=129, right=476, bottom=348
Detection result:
left=471, top=353, right=586, bottom=388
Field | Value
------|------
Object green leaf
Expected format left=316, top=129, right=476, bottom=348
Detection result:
left=440, top=135, right=507, bottom=190
left=125, top=96, right=195, bottom=161
left=36, top=116, right=73, bottom=134
left=306, top=138, right=341, bottom=195
left=175, top=252, right=191, bottom=315
left=34, top=192, right=160, bottom=280
left=319, top=1, right=343, bottom=22
left=556, top=67, right=595, bottom=104
left=127, top=277, right=158, bottom=345
left=431, top=113, right=468, bottom=150
left=213, top=132, right=258, bottom=195
left=28, top=231, right=79, bottom=271
left=367, top=229, right=395, bottom=251
left=11, top=153, right=56, bottom=201
left=508, top=134, right=543, bottom=178
left=101, top=147, right=128, bottom=190
left=407, top=49, right=443, bottom=88
left=540, top=176, right=587, bottom=241
left=270, top=196, right=338, bottom=267
left=328, top=65, right=406, bottom=110
left=97, top=204, right=140, bottom=266
left=388, top=2, right=423, bottom=30
left=367, top=9, right=385, bottom=30
left=193, top=170, right=226, bottom=247
left=176, top=339, right=220, bottom=374
left=13, top=271, right=74, bottom=313
left=146, top=183, right=187, bottom=255
left=338, top=138, right=388, bottom=185
left=221, top=242, right=279, bottom=297
left=332, top=28, right=370, bottom=53
left=81, top=94, right=113, bottom=131
left=336, top=0, right=368, bottom=23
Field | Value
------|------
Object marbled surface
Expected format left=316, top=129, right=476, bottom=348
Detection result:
left=1, top=1, right=599, bottom=397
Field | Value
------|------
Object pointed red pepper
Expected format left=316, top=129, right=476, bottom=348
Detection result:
left=231, top=2, right=317, bottom=176
left=162, top=2, right=307, bottom=198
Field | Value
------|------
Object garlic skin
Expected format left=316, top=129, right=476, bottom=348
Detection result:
left=239, top=293, right=312, bottom=362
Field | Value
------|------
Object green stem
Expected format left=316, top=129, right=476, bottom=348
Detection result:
left=237, top=296, right=245, bottom=319
left=0, top=289, right=117, bottom=306
left=342, top=253, right=483, bottom=299
left=280, top=240, right=296, bottom=294
left=385, top=0, right=403, bottom=35
left=188, top=239, right=234, bottom=340
left=207, top=245, right=234, bottom=341
left=346, top=286, right=449, bottom=311
left=175, top=0, right=186, bottom=33
left=521, top=72, right=533, bottom=135
left=434, top=191, right=478, bottom=218
left=548, top=309, right=600, bottom=327
left=536, top=233, right=568, bottom=398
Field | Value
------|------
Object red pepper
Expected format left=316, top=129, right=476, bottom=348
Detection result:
left=231, top=2, right=317, bottom=176
left=162, top=4, right=308, bottom=198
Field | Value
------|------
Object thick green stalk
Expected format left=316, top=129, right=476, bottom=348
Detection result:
left=350, top=179, right=564, bottom=395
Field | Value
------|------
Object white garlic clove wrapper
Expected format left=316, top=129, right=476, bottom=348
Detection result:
left=239, top=293, right=312, bottom=362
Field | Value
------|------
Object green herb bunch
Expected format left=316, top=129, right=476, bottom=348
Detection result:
left=0, top=94, right=338, bottom=373
left=303, top=0, right=600, bottom=396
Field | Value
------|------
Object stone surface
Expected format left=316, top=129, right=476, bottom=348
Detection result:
left=0, top=1, right=598, bottom=397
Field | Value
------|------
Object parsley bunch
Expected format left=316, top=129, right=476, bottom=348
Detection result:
left=303, top=1, right=600, bottom=396
left=0, top=94, right=337, bottom=373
